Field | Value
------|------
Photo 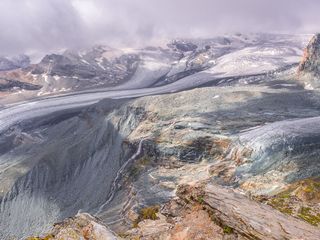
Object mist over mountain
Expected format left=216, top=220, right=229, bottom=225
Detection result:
left=0, top=0, right=320, bottom=56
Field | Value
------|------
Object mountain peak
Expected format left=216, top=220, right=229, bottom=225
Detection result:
left=298, top=33, right=320, bottom=77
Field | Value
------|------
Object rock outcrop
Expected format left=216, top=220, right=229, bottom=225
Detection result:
left=298, top=33, right=320, bottom=88
left=177, top=183, right=320, bottom=240
left=299, top=34, right=320, bottom=74
left=27, top=213, right=117, bottom=240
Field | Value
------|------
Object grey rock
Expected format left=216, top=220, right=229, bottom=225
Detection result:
left=177, top=183, right=320, bottom=240
left=0, top=54, right=30, bottom=71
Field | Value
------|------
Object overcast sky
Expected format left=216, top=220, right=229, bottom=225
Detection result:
left=0, top=0, right=319, bottom=55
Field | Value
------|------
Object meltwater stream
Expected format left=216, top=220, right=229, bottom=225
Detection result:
left=96, top=139, right=144, bottom=215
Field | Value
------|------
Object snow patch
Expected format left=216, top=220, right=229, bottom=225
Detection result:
left=81, top=59, right=90, bottom=65
left=305, top=83, right=314, bottom=90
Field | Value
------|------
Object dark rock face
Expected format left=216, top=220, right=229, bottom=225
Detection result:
left=0, top=78, right=42, bottom=92
left=167, top=40, right=198, bottom=52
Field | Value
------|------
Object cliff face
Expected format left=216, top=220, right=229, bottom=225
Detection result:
left=298, top=33, right=320, bottom=88
left=299, top=34, right=320, bottom=74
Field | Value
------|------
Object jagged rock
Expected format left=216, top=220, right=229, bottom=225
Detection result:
left=167, top=206, right=223, bottom=240
left=299, top=34, right=320, bottom=75
left=298, top=33, right=320, bottom=88
left=27, top=213, right=117, bottom=240
left=125, top=200, right=225, bottom=240
left=177, top=183, right=320, bottom=240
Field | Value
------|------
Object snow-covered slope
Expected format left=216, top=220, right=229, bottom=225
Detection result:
left=0, top=33, right=310, bottom=101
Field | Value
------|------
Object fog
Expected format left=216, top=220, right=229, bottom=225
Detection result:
left=0, top=0, right=319, bottom=55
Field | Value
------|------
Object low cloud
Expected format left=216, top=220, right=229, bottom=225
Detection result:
left=0, top=0, right=319, bottom=55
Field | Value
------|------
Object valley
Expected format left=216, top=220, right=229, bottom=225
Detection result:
left=0, top=33, right=320, bottom=240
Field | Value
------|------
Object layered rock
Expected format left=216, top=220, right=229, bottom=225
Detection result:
left=176, top=183, right=320, bottom=240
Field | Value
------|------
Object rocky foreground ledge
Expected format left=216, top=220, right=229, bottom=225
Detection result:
left=27, top=182, right=320, bottom=240
left=177, top=183, right=320, bottom=240
left=26, top=213, right=117, bottom=240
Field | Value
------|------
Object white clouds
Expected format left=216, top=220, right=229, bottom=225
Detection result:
left=0, top=0, right=319, bottom=55
left=71, top=0, right=104, bottom=26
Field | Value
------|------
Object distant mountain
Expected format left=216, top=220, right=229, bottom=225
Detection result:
left=30, top=46, right=140, bottom=94
left=0, top=33, right=310, bottom=97
left=0, top=55, right=30, bottom=71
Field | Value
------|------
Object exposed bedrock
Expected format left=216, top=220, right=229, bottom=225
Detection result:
left=298, top=33, right=320, bottom=88
left=95, top=86, right=320, bottom=234
left=26, top=213, right=118, bottom=240
left=2, top=84, right=320, bottom=238
left=177, top=183, right=320, bottom=240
